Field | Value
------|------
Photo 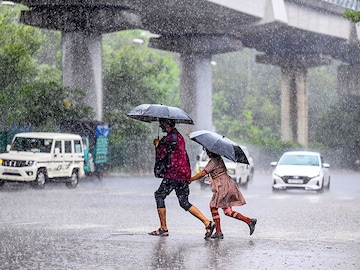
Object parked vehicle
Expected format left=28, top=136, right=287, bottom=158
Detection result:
left=0, top=132, right=85, bottom=189
left=194, top=147, right=254, bottom=189
left=271, top=151, right=330, bottom=192
left=60, top=120, right=110, bottom=180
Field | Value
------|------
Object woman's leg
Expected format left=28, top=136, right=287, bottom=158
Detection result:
left=149, top=179, right=173, bottom=235
left=176, top=181, right=215, bottom=238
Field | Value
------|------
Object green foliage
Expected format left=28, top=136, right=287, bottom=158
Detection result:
left=34, top=29, right=62, bottom=83
left=344, top=9, right=360, bottom=23
left=102, top=30, right=180, bottom=142
left=0, top=8, right=92, bottom=132
left=0, top=5, right=43, bottom=91
left=5, top=81, right=94, bottom=131
left=314, top=97, right=360, bottom=150
left=212, top=50, right=281, bottom=145
left=307, top=63, right=339, bottom=141
left=343, top=0, right=360, bottom=23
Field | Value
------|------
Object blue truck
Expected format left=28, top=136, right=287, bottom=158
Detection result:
left=60, top=120, right=110, bottom=179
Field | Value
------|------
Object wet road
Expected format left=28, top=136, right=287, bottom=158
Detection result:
left=0, top=170, right=359, bottom=270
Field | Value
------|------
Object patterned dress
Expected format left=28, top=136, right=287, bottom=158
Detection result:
left=204, top=156, right=246, bottom=209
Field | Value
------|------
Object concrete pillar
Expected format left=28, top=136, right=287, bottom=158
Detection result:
left=295, top=68, right=308, bottom=146
left=20, top=6, right=142, bottom=122
left=62, top=31, right=103, bottom=121
left=149, top=34, right=242, bottom=133
left=280, top=65, right=308, bottom=146
left=180, top=54, right=214, bottom=132
left=280, top=67, right=294, bottom=141
left=257, top=54, right=330, bottom=147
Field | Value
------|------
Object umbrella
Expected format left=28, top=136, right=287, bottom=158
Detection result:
left=127, top=104, right=194, bottom=125
left=189, top=130, right=249, bottom=164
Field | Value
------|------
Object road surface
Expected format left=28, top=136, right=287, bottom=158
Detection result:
left=0, top=170, right=359, bottom=269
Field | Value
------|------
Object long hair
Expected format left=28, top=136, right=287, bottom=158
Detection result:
left=205, top=149, right=220, bottom=158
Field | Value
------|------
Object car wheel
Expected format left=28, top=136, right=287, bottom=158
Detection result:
left=0, top=181, right=4, bottom=188
left=249, top=168, right=255, bottom=181
left=325, top=177, right=330, bottom=190
left=272, top=187, right=283, bottom=193
left=317, top=180, right=324, bottom=193
left=66, top=169, right=79, bottom=189
left=33, top=169, right=46, bottom=189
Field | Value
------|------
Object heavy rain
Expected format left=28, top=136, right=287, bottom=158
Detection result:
left=0, top=1, right=360, bottom=269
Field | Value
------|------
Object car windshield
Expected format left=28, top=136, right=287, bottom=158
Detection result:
left=279, top=154, right=319, bottom=166
left=11, top=137, right=53, bottom=153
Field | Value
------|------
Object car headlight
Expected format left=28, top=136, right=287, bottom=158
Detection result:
left=0, top=159, right=3, bottom=165
left=308, top=173, right=320, bottom=179
left=25, top=160, right=37, bottom=167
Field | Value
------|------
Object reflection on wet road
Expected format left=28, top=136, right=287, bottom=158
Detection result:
left=0, top=171, right=359, bottom=269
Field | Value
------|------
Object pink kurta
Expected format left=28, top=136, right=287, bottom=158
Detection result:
left=155, top=128, right=190, bottom=181
left=204, top=156, right=246, bottom=208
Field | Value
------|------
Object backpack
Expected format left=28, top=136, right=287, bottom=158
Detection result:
left=154, top=133, right=177, bottom=178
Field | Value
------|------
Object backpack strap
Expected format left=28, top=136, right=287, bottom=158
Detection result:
left=168, top=132, right=177, bottom=152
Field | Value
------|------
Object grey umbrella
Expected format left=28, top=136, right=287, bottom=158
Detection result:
left=127, top=104, right=194, bottom=125
left=189, top=130, right=249, bottom=164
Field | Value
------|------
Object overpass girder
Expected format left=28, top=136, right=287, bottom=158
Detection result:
left=20, top=5, right=142, bottom=33
left=148, top=34, right=243, bottom=55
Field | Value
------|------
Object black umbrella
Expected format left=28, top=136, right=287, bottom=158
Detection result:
left=189, top=130, right=249, bottom=164
left=127, top=104, right=194, bottom=125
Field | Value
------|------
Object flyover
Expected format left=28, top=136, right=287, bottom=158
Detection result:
left=11, top=0, right=360, bottom=146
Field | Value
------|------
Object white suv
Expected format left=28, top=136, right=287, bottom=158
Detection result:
left=194, top=148, right=254, bottom=189
left=0, top=132, right=85, bottom=189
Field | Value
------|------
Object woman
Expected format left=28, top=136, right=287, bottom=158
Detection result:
left=149, top=119, right=216, bottom=239
left=190, top=149, right=257, bottom=239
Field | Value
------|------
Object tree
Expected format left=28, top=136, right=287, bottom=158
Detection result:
left=9, top=81, right=94, bottom=131
left=212, top=50, right=281, bottom=145
left=344, top=0, right=360, bottom=23
left=0, top=4, right=42, bottom=93
left=102, top=30, right=180, bottom=144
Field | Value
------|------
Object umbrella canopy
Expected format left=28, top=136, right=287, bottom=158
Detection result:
left=127, top=104, right=194, bottom=125
left=189, top=130, right=249, bottom=164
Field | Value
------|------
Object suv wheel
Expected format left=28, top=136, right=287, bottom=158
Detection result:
left=66, top=169, right=79, bottom=189
left=33, top=169, right=46, bottom=189
left=96, top=171, right=103, bottom=181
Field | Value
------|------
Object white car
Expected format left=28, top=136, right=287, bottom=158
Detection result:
left=0, top=132, right=85, bottom=189
left=194, top=148, right=254, bottom=188
left=271, top=151, right=330, bottom=192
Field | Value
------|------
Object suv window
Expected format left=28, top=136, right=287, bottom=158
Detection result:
left=11, top=137, right=52, bottom=153
left=55, top=140, right=62, bottom=153
left=64, top=141, right=72, bottom=153
left=74, top=140, right=82, bottom=153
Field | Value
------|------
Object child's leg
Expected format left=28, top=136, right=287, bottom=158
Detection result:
left=224, top=207, right=257, bottom=235
left=223, top=207, right=251, bottom=224
left=211, top=207, right=222, bottom=234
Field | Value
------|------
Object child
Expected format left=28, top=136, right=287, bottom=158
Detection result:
left=190, top=149, right=257, bottom=239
